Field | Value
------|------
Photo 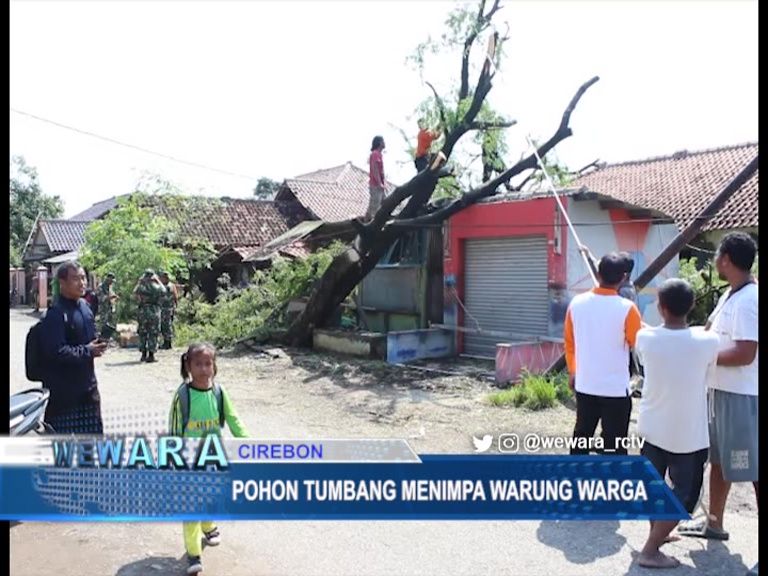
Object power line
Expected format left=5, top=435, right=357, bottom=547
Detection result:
left=10, top=107, right=260, bottom=181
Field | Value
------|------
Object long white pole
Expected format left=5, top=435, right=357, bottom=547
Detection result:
left=525, top=135, right=598, bottom=286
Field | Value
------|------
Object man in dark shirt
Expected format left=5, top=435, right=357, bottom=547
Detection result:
left=40, top=261, right=108, bottom=434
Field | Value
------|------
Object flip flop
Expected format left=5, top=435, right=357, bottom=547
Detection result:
left=677, top=518, right=730, bottom=541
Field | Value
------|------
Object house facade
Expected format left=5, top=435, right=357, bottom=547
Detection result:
left=441, top=142, right=758, bottom=380
left=443, top=192, right=678, bottom=359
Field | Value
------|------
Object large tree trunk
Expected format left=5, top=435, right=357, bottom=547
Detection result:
left=284, top=176, right=441, bottom=346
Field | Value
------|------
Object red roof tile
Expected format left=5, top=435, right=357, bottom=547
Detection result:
left=570, top=143, right=758, bottom=231
left=281, top=162, right=397, bottom=222
left=147, top=197, right=290, bottom=249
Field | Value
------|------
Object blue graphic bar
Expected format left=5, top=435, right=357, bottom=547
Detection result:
left=0, top=455, right=688, bottom=521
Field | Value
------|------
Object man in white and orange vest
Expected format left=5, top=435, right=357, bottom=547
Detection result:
left=564, top=252, right=643, bottom=455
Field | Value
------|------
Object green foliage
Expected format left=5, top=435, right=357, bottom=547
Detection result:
left=175, top=242, right=348, bottom=348
left=9, top=156, right=64, bottom=261
left=174, top=283, right=275, bottom=348
left=253, top=177, right=281, bottom=200
left=523, top=139, right=573, bottom=189
left=407, top=3, right=503, bottom=81
left=432, top=176, right=463, bottom=201
left=79, top=194, right=188, bottom=322
left=10, top=243, right=22, bottom=268
left=524, top=377, right=558, bottom=410
left=676, top=254, right=758, bottom=326
left=403, top=1, right=512, bottom=177
left=551, top=371, right=573, bottom=404
left=488, top=370, right=569, bottom=410
left=139, top=192, right=220, bottom=276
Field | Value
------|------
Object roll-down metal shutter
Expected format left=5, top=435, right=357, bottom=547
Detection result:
left=463, top=236, right=549, bottom=357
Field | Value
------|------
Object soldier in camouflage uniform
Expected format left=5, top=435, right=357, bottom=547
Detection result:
left=133, top=269, right=166, bottom=363
left=97, top=273, right=119, bottom=339
left=158, top=271, right=178, bottom=350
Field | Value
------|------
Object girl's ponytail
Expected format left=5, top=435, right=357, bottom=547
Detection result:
left=180, top=352, right=189, bottom=381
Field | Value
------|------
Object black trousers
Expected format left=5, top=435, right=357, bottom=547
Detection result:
left=571, top=391, right=632, bottom=455
left=44, top=387, right=104, bottom=435
left=414, top=155, right=429, bottom=172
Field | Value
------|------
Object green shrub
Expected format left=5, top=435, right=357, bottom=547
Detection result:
left=487, top=370, right=567, bottom=410
left=522, top=376, right=557, bottom=410
left=174, top=241, right=348, bottom=348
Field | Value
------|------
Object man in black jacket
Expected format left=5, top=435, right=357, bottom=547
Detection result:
left=40, top=261, right=108, bottom=434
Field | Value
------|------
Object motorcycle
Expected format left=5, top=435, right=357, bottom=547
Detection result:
left=10, top=388, right=54, bottom=436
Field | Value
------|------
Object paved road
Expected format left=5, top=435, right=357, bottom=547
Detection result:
left=8, top=309, right=758, bottom=576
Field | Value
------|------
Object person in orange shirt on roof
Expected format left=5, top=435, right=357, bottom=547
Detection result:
left=414, top=118, right=442, bottom=173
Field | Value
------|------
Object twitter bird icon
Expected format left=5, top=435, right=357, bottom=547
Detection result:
left=472, top=434, right=493, bottom=453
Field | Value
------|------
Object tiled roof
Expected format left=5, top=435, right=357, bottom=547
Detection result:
left=570, top=142, right=758, bottom=231
left=243, top=239, right=311, bottom=263
left=39, top=220, right=90, bottom=252
left=67, top=195, right=127, bottom=221
left=149, top=198, right=290, bottom=249
left=280, top=162, right=397, bottom=222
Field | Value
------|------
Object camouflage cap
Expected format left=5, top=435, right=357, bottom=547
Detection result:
left=143, top=269, right=155, bottom=277
left=106, top=272, right=116, bottom=279
left=158, top=270, right=168, bottom=277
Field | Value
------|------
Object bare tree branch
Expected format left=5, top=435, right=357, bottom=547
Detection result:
left=469, top=119, right=517, bottom=130
left=459, top=0, right=502, bottom=100
left=425, top=81, right=448, bottom=128
left=574, top=158, right=601, bottom=175
left=558, top=76, right=600, bottom=132
left=388, top=76, right=600, bottom=229
left=443, top=32, right=499, bottom=159
left=512, top=170, right=539, bottom=192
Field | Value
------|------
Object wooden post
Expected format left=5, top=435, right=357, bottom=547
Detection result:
left=633, top=155, right=758, bottom=290
left=36, top=266, right=48, bottom=311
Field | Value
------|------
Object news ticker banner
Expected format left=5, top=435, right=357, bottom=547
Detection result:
left=0, top=437, right=688, bottom=521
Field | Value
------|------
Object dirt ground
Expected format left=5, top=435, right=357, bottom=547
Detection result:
left=8, top=308, right=759, bottom=576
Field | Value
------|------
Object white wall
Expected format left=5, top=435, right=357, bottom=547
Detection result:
left=565, top=199, right=679, bottom=325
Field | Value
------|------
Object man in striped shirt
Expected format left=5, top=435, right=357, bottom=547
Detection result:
left=564, top=252, right=643, bottom=455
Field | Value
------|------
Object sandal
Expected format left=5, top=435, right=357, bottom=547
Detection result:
left=677, top=517, right=730, bottom=540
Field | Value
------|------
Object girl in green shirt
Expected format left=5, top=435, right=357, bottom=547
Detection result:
left=169, top=342, right=250, bottom=575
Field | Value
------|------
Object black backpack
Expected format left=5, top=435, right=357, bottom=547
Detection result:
left=25, top=307, right=77, bottom=383
left=25, top=320, right=46, bottom=382
left=176, top=381, right=226, bottom=433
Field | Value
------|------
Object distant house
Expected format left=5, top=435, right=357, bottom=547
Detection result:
left=443, top=142, right=758, bottom=380
left=226, top=162, right=398, bottom=268
left=275, top=162, right=397, bottom=227
left=23, top=220, right=91, bottom=266
left=21, top=195, right=292, bottom=301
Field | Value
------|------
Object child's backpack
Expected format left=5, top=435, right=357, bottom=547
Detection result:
left=176, top=382, right=226, bottom=433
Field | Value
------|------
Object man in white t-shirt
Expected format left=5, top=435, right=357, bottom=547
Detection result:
left=678, top=233, right=758, bottom=556
left=635, top=278, right=720, bottom=569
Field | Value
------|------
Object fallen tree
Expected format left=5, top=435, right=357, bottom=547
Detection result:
left=284, top=0, right=599, bottom=346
